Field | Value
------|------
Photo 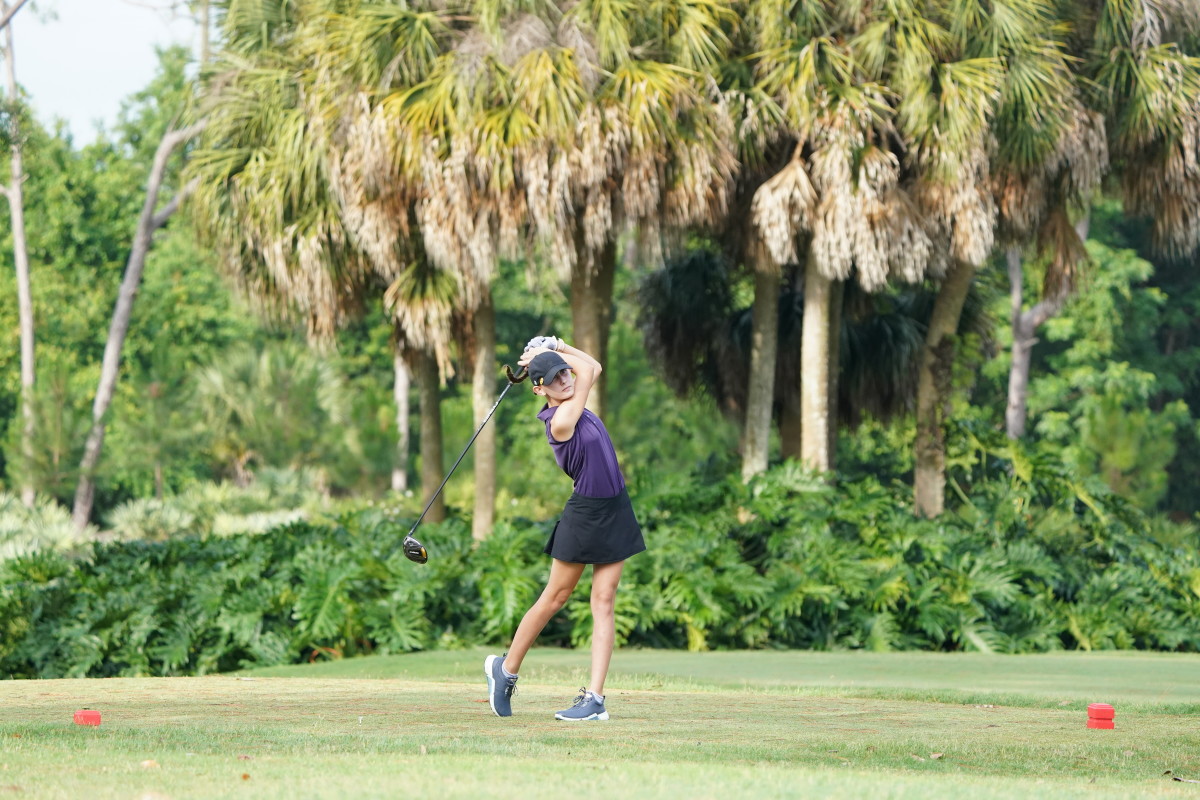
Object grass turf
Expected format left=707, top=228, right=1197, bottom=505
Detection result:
left=2, top=648, right=1198, bottom=799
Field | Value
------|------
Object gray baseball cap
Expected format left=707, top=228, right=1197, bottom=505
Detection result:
left=528, top=351, right=572, bottom=387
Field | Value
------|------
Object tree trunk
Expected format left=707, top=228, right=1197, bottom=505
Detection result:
left=417, top=350, right=445, bottom=524
left=1, top=15, right=34, bottom=507
left=570, top=236, right=616, bottom=418
left=471, top=291, right=497, bottom=541
left=1006, top=215, right=1090, bottom=439
left=0, top=0, right=31, bottom=32
left=71, top=124, right=204, bottom=533
left=391, top=349, right=410, bottom=493
left=914, top=259, right=975, bottom=518
left=1005, top=248, right=1034, bottom=439
left=826, top=279, right=843, bottom=473
left=197, top=0, right=210, bottom=65
left=742, top=259, right=779, bottom=480
left=800, top=266, right=835, bottom=472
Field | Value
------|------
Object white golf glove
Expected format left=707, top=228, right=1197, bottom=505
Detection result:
left=525, top=336, right=559, bottom=352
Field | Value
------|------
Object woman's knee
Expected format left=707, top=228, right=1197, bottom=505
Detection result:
left=541, top=586, right=573, bottom=612
left=590, top=587, right=616, bottom=614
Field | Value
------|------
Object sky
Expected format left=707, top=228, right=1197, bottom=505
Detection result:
left=12, top=0, right=199, bottom=143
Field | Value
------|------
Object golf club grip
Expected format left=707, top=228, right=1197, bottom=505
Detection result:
left=406, top=379, right=517, bottom=537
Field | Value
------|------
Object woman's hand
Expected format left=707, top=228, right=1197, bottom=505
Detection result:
left=525, top=335, right=559, bottom=352
left=517, top=346, right=552, bottom=368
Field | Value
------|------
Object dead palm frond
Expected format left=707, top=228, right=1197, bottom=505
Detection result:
left=1091, top=0, right=1200, bottom=257
left=384, top=257, right=460, bottom=379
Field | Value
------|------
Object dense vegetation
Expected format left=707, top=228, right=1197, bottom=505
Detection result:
left=4, top=440, right=1198, bottom=678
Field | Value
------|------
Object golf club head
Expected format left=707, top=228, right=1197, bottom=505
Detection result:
left=402, top=535, right=428, bottom=564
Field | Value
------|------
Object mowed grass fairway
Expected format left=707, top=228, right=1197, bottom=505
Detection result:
left=3, top=650, right=1199, bottom=799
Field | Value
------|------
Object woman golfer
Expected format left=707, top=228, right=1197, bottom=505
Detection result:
left=485, top=337, right=645, bottom=721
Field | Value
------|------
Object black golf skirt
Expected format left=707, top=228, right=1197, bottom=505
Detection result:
left=543, top=488, right=645, bottom=564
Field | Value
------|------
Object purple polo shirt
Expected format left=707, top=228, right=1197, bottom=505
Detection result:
left=536, top=405, right=626, bottom=498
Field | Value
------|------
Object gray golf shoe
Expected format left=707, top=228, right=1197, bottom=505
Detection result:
left=484, top=654, right=518, bottom=717
left=554, top=688, right=609, bottom=721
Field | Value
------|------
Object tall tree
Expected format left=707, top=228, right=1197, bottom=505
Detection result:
left=922, top=0, right=1200, bottom=508
left=371, top=1, right=735, bottom=533
left=744, top=1, right=1000, bottom=484
left=316, top=2, right=471, bottom=526
left=71, top=123, right=205, bottom=532
left=425, top=1, right=736, bottom=424
left=991, top=5, right=1112, bottom=440
left=0, top=3, right=34, bottom=506
left=1004, top=212, right=1095, bottom=439
left=192, top=0, right=457, bottom=519
left=370, top=17, right=517, bottom=538
left=1090, top=0, right=1200, bottom=261
left=69, top=42, right=213, bottom=529
left=910, top=0, right=1078, bottom=516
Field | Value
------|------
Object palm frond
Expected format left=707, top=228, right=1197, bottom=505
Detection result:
left=1037, top=205, right=1090, bottom=300
left=510, top=46, right=587, bottom=136
left=566, top=0, right=636, bottom=68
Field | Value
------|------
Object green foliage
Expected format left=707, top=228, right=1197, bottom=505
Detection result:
left=0, top=360, right=92, bottom=503
left=0, top=51, right=259, bottom=511
left=4, top=445, right=1199, bottom=678
left=1022, top=239, right=1195, bottom=509
left=104, top=498, right=198, bottom=542
left=0, top=492, right=97, bottom=561
left=193, top=342, right=355, bottom=482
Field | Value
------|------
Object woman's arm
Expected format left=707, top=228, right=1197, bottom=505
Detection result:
left=554, top=339, right=600, bottom=371
left=546, top=346, right=600, bottom=441
left=517, top=340, right=602, bottom=442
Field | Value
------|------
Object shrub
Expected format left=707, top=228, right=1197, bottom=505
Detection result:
left=2, top=444, right=1198, bottom=679
left=105, top=498, right=197, bottom=541
left=0, top=493, right=96, bottom=561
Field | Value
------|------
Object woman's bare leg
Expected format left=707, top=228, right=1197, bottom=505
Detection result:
left=588, top=560, right=625, bottom=696
left=503, top=558, right=585, bottom=674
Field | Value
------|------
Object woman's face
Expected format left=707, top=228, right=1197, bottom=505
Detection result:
left=536, top=368, right=575, bottom=402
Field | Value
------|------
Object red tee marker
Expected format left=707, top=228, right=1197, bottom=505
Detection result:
left=1086, top=703, right=1114, bottom=729
left=73, top=710, right=101, bottom=726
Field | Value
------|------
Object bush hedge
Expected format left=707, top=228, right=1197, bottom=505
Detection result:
left=3, top=441, right=1199, bottom=678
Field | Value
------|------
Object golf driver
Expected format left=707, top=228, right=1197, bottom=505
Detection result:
left=401, top=363, right=529, bottom=564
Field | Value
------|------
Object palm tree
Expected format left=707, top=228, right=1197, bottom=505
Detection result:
left=742, top=1, right=1004, bottom=487
left=384, top=258, right=459, bottom=524
left=904, top=0, right=1077, bottom=517
left=190, top=0, right=457, bottom=519
left=915, top=0, right=1200, bottom=513
left=352, top=10, right=522, bottom=539
left=495, top=2, right=737, bottom=421
left=987, top=0, right=1113, bottom=441
left=368, top=1, right=736, bottom=533
left=1089, top=1, right=1200, bottom=258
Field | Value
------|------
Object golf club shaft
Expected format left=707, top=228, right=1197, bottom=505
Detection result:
left=406, top=379, right=518, bottom=537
